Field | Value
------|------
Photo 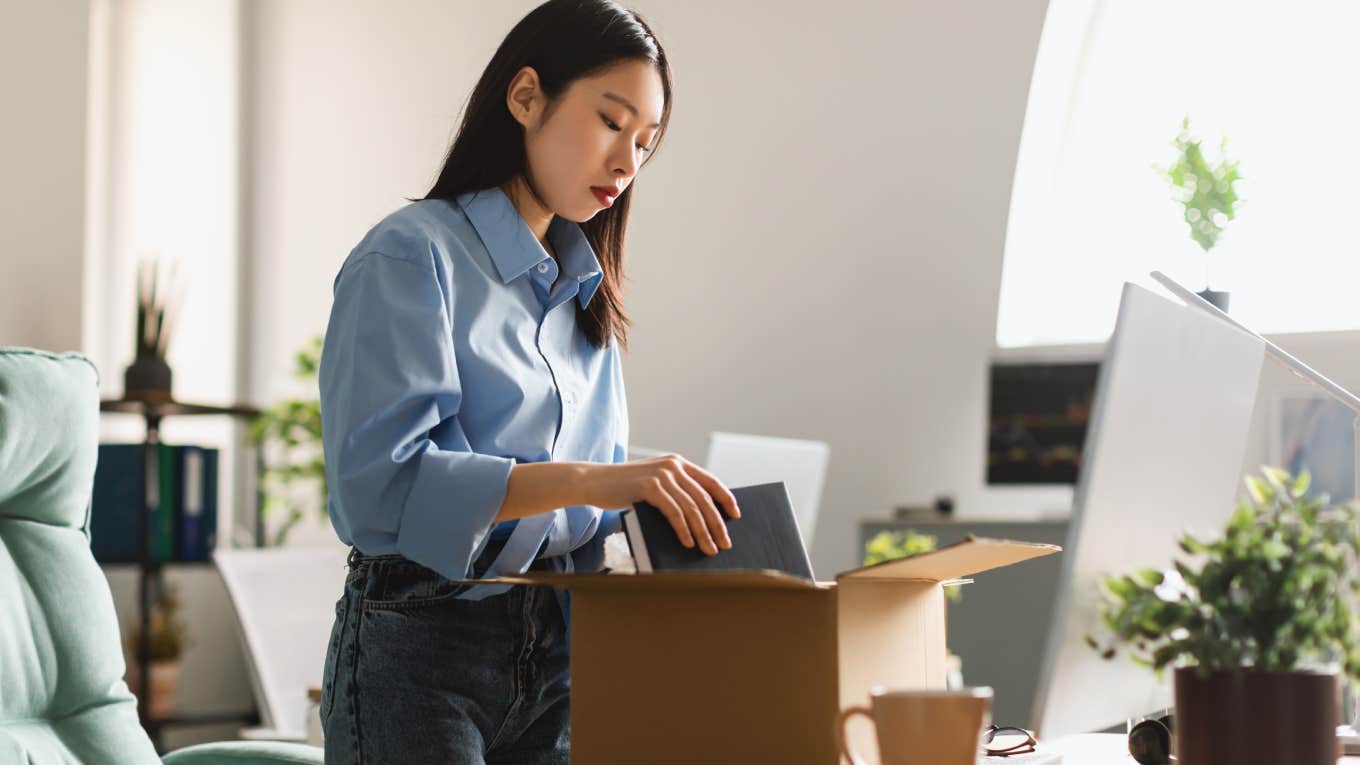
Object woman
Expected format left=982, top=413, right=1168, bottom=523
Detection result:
left=315, top=1, right=741, bottom=762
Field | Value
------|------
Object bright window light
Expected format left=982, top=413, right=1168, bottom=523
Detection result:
left=997, top=0, right=1360, bottom=348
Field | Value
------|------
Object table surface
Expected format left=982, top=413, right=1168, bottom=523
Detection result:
left=1048, top=733, right=1360, bottom=763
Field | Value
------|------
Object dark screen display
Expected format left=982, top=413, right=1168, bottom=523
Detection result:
left=987, top=362, right=1099, bottom=485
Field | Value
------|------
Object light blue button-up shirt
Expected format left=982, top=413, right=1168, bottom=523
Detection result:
left=318, top=186, right=628, bottom=622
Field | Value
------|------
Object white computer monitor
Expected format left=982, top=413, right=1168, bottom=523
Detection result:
left=1030, top=281, right=1267, bottom=737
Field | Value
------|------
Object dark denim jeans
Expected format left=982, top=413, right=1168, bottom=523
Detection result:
left=320, top=539, right=569, bottom=764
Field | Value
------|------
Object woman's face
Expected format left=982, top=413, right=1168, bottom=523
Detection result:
left=508, top=59, right=665, bottom=223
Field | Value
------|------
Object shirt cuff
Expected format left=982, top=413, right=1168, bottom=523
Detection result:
left=395, top=448, right=516, bottom=581
left=599, top=508, right=624, bottom=538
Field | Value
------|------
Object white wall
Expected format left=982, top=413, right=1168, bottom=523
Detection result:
left=1, top=2, right=89, bottom=351
left=244, top=0, right=1054, bottom=577
left=623, top=1, right=1057, bottom=577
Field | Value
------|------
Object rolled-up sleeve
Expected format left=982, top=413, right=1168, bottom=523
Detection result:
left=319, top=250, right=515, bottom=580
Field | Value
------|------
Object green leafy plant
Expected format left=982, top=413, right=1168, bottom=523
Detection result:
left=126, top=584, right=190, bottom=662
left=1157, top=116, right=1244, bottom=289
left=248, top=335, right=327, bottom=546
left=1161, top=116, right=1243, bottom=252
left=864, top=529, right=962, bottom=602
left=1088, top=466, right=1360, bottom=682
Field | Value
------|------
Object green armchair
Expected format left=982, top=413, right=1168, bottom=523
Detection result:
left=0, top=347, right=323, bottom=764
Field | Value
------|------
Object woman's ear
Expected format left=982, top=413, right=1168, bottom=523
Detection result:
left=506, top=66, right=542, bottom=129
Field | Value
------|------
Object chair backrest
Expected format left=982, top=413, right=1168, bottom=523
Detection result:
left=0, top=347, right=159, bottom=763
left=212, top=545, right=350, bottom=738
left=625, top=444, right=671, bottom=461
left=702, top=431, right=830, bottom=548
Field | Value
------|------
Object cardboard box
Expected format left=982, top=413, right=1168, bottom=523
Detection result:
left=505, top=535, right=1060, bottom=764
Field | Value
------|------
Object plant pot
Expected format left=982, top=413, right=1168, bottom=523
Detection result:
left=1195, top=288, right=1230, bottom=312
left=127, top=660, right=182, bottom=719
left=1174, top=666, right=1337, bottom=765
left=124, top=355, right=174, bottom=402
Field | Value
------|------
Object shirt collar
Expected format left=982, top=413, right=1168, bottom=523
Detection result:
left=457, top=186, right=605, bottom=310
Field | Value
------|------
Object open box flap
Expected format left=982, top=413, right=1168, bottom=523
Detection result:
left=495, top=569, right=831, bottom=593
left=837, top=535, right=1061, bottom=583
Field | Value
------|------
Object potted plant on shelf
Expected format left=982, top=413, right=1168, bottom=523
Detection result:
left=1158, top=116, right=1244, bottom=312
left=249, top=334, right=328, bottom=546
left=125, top=582, right=191, bottom=719
left=123, top=256, right=183, bottom=402
left=1088, top=466, right=1360, bottom=765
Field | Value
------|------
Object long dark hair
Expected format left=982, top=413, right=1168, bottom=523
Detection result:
left=422, top=0, right=673, bottom=352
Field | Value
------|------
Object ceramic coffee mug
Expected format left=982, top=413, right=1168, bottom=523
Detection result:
left=836, top=686, right=993, bottom=765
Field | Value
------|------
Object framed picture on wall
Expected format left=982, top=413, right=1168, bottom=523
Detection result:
left=1269, top=394, right=1357, bottom=503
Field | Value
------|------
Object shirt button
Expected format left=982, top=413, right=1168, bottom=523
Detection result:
left=537, top=263, right=550, bottom=273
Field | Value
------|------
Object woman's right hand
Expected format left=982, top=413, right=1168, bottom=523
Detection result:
left=584, top=454, right=741, bottom=556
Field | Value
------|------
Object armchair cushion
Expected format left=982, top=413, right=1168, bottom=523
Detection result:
left=0, top=347, right=161, bottom=763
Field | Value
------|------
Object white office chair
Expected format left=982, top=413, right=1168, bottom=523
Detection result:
left=213, top=544, right=350, bottom=741
left=702, top=431, right=830, bottom=549
left=625, top=444, right=671, bottom=461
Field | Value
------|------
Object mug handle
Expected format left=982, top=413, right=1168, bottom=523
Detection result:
left=835, top=705, right=874, bottom=765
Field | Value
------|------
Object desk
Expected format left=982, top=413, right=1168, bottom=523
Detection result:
left=1048, top=733, right=1360, bottom=763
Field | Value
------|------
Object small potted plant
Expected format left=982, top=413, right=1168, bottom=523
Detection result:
left=1088, top=466, right=1360, bottom=764
left=125, top=583, right=191, bottom=719
left=123, top=256, right=183, bottom=402
left=1158, top=116, right=1244, bottom=312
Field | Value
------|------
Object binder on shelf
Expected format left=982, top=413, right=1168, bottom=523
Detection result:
left=90, top=444, right=144, bottom=563
left=91, top=442, right=218, bottom=563
left=153, top=442, right=175, bottom=561
left=176, top=445, right=219, bottom=561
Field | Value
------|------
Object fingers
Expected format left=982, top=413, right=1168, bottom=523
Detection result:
left=646, top=478, right=695, bottom=550
left=679, top=461, right=741, bottom=519
left=671, top=469, right=731, bottom=551
left=641, top=454, right=741, bottom=558
left=655, top=469, right=715, bottom=556
left=662, top=472, right=725, bottom=556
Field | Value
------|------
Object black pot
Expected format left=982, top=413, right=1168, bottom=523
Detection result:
left=124, top=355, right=173, bottom=402
left=1195, top=289, right=1230, bottom=312
left=1174, top=666, right=1337, bottom=765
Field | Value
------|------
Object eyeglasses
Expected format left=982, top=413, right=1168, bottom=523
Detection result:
left=980, top=724, right=1038, bottom=757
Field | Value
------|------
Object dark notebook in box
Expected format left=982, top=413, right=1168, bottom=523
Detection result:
left=621, top=481, right=815, bottom=580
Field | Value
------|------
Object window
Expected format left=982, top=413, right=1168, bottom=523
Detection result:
left=997, top=0, right=1360, bottom=348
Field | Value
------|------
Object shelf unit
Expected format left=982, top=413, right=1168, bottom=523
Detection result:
left=99, top=397, right=265, bottom=752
